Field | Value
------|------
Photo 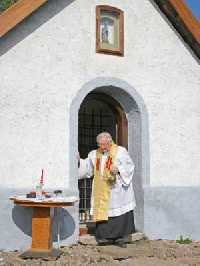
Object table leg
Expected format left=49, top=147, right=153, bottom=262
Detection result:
left=20, top=207, right=62, bottom=259
left=31, top=207, right=52, bottom=250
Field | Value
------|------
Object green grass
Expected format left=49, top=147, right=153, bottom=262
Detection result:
left=176, top=235, right=192, bottom=244
left=0, top=0, right=19, bottom=14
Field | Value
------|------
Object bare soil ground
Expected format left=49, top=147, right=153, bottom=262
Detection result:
left=1, top=235, right=200, bottom=266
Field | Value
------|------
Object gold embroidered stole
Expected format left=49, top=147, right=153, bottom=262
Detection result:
left=92, top=143, right=118, bottom=221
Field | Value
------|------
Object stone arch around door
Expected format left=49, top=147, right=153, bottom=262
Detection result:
left=69, top=77, right=149, bottom=231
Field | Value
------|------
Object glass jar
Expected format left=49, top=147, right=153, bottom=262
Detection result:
left=36, top=184, right=43, bottom=200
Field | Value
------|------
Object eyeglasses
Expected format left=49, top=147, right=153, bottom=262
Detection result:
left=97, top=142, right=110, bottom=147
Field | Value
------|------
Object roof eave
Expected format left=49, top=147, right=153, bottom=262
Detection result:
left=154, top=0, right=200, bottom=59
left=0, top=0, right=48, bottom=38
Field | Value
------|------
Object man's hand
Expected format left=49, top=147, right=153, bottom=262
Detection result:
left=110, top=165, right=119, bottom=175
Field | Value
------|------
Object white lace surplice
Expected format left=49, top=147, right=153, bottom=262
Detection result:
left=78, top=146, right=136, bottom=217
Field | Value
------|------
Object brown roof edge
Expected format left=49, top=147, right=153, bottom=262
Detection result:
left=154, top=0, right=200, bottom=59
left=170, top=0, right=200, bottom=44
left=0, top=0, right=48, bottom=38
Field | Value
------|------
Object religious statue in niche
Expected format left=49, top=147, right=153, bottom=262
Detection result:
left=96, top=6, right=124, bottom=56
left=101, top=17, right=114, bottom=45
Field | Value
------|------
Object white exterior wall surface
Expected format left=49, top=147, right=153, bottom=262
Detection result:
left=0, top=0, right=200, bottom=248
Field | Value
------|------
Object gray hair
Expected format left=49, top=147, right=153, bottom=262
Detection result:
left=96, top=132, right=113, bottom=144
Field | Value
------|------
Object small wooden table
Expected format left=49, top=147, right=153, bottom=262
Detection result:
left=10, top=196, right=78, bottom=259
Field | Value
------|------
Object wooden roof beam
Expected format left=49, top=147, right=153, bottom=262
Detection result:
left=0, top=0, right=48, bottom=38
left=170, top=0, right=200, bottom=44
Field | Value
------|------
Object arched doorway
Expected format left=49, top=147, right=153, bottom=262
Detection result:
left=69, top=77, right=149, bottom=234
left=78, top=92, right=128, bottom=224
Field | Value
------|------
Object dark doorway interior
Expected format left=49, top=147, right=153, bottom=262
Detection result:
left=78, top=92, right=127, bottom=230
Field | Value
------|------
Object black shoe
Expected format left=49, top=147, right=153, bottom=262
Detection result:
left=114, top=241, right=127, bottom=248
left=97, top=239, right=114, bottom=246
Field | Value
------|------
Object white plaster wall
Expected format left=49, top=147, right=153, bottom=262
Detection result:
left=0, top=0, right=200, bottom=190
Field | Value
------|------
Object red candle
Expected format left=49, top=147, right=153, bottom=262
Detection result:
left=40, top=169, right=44, bottom=184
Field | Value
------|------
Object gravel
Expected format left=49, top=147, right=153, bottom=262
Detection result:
left=1, top=238, right=200, bottom=266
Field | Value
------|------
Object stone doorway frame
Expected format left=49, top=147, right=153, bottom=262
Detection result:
left=69, top=77, right=149, bottom=231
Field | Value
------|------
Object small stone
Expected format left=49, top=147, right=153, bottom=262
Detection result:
left=131, top=232, right=146, bottom=242
left=78, top=235, right=97, bottom=245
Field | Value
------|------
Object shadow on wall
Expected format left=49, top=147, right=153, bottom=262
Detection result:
left=0, top=0, right=75, bottom=56
left=12, top=205, right=76, bottom=241
left=52, top=208, right=76, bottom=241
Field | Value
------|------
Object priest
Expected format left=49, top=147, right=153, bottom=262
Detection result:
left=78, top=132, right=136, bottom=247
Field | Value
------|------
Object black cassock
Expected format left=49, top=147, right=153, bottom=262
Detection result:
left=95, top=210, right=135, bottom=241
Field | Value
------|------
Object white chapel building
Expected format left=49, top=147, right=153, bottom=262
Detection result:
left=0, top=0, right=200, bottom=250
